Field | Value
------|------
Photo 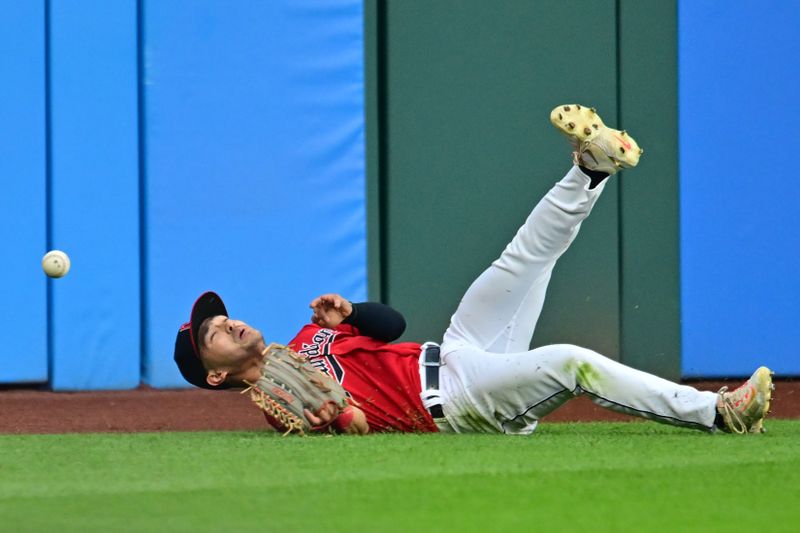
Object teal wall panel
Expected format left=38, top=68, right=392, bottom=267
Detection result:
left=618, top=0, right=681, bottom=380
left=375, top=0, right=622, bottom=359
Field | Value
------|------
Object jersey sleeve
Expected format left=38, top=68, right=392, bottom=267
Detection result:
left=342, top=302, right=406, bottom=341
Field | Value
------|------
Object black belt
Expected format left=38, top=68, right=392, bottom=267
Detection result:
left=421, top=344, right=444, bottom=419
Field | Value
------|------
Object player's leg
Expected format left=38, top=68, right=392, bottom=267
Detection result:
left=442, top=105, right=641, bottom=354
left=440, top=343, right=773, bottom=435
left=441, top=343, right=716, bottom=434
left=442, top=166, right=601, bottom=354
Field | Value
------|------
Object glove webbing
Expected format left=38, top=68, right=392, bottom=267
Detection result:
left=242, top=383, right=306, bottom=436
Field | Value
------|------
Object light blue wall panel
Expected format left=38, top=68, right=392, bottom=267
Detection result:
left=49, top=0, right=140, bottom=390
left=679, top=1, right=800, bottom=377
left=142, top=0, right=367, bottom=387
left=0, top=1, right=48, bottom=383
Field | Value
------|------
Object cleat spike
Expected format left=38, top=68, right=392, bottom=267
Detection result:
left=639, top=148, right=644, bottom=155
left=621, top=130, right=627, bottom=136
left=550, top=104, right=640, bottom=173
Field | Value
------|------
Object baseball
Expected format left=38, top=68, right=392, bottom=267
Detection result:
left=42, top=250, right=71, bottom=278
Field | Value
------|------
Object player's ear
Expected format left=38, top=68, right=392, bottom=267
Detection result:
left=206, top=369, right=228, bottom=387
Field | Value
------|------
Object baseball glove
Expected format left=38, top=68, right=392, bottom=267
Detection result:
left=242, top=343, right=351, bottom=436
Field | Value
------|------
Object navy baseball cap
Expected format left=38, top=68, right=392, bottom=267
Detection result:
left=173, top=291, right=232, bottom=390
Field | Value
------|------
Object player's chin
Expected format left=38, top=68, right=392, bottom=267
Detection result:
left=248, top=330, right=264, bottom=346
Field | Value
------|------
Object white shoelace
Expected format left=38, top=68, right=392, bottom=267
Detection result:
left=717, top=386, right=747, bottom=434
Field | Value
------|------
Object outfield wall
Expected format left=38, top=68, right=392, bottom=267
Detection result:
left=678, top=0, right=800, bottom=377
left=140, top=0, right=367, bottom=388
left=1, top=0, right=367, bottom=389
left=1, top=1, right=48, bottom=384
left=369, top=0, right=799, bottom=379
left=367, top=0, right=683, bottom=380
left=2, top=1, right=798, bottom=390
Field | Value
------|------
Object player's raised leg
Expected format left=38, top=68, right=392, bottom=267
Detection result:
left=442, top=105, right=642, bottom=354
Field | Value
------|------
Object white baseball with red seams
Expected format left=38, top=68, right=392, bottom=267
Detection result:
left=42, top=250, right=71, bottom=278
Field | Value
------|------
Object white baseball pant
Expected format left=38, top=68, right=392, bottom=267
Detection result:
left=436, top=166, right=719, bottom=434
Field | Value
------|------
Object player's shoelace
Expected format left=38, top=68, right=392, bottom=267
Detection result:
left=717, top=386, right=748, bottom=434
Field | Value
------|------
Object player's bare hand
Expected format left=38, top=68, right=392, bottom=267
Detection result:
left=303, top=403, right=368, bottom=435
left=309, top=294, right=353, bottom=329
left=304, top=402, right=338, bottom=427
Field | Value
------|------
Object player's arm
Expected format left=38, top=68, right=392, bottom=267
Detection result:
left=343, top=302, right=406, bottom=341
left=304, top=401, right=369, bottom=435
left=310, top=294, right=406, bottom=341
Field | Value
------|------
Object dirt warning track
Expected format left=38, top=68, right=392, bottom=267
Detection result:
left=1, top=381, right=797, bottom=434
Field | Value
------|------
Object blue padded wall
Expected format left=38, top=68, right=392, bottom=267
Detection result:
left=48, top=0, right=141, bottom=389
left=0, top=1, right=48, bottom=384
left=679, top=1, right=800, bottom=377
left=141, top=0, right=367, bottom=387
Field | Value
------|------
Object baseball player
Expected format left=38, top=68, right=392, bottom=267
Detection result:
left=174, top=105, right=773, bottom=436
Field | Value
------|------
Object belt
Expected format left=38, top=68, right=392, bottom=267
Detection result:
left=419, top=343, right=444, bottom=419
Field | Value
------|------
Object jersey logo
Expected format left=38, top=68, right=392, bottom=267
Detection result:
left=297, top=328, right=346, bottom=384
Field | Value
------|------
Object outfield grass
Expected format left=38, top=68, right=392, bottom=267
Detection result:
left=1, top=421, right=799, bottom=532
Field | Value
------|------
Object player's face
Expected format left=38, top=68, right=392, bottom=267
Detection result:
left=200, top=315, right=264, bottom=370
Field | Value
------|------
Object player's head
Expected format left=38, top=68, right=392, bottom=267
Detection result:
left=174, top=291, right=265, bottom=389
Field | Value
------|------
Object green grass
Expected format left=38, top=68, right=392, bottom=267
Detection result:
left=2, top=421, right=800, bottom=532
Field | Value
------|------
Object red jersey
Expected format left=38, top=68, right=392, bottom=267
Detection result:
left=287, top=323, right=438, bottom=433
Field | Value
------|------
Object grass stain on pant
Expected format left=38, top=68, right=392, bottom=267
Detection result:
left=565, top=360, right=602, bottom=393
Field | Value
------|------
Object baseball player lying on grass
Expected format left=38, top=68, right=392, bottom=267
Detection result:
left=174, top=104, right=773, bottom=436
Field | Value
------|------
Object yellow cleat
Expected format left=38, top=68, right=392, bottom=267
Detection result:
left=550, top=104, right=643, bottom=174
left=717, top=366, right=774, bottom=434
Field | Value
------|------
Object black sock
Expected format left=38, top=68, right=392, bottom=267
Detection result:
left=579, top=166, right=610, bottom=190
left=713, top=412, right=725, bottom=430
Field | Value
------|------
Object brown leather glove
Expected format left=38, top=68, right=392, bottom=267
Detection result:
left=243, top=343, right=356, bottom=436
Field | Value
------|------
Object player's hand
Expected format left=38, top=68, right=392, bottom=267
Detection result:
left=304, top=404, right=369, bottom=435
left=309, top=294, right=353, bottom=329
left=304, top=402, right=338, bottom=426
